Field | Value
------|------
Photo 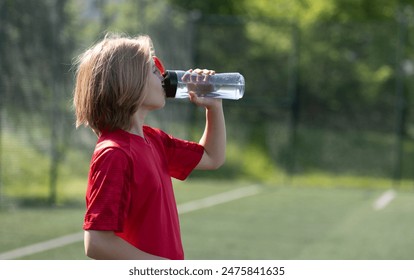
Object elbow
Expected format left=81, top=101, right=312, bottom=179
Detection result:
left=216, top=157, right=226, bottom=169
left=85, top=249, right=100, bottom=260
left=210, top=157, right=226, bottom=170
left=84, top=233, right=95, bottom=259
left=198, top=150, right=226, bottom=170
left=85, top=241, right=104, bottom=260
left=84, top=230, right=103, bottom=259
left=84, top=245, right=94, bottom=259
left=84, top=241, right=96, bottom=259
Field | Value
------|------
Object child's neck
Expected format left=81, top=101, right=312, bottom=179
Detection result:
left=128, top=126, right=144, bottom=137
left=128, top=110, right=147, bottom=137
left=128, top=108, right=148, bottom=138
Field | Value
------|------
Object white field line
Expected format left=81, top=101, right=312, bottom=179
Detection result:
left=0, top=232, right=84, bottom=260
left=178, top=185, right=261, bottom=214
left=373, top=189, right=396, bottom=210
left=0, top=185, right=261, bottom=260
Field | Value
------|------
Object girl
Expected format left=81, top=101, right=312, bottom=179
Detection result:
left=73, top=34, right=226, bottom=260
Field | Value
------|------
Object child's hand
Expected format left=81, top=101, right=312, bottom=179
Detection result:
left=182, top=68, right=216, bottom=82
left=189, top=90, right=222, bottom=109
left=182, top=68, right=215, bottom=94
left=184, top=69, right=222, bottom=109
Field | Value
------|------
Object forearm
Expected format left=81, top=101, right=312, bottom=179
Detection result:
left=198, top=101, right=226, bottom=169
left=84, top=230, right=166, bottom=260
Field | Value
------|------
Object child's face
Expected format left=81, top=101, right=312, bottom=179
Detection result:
left=139, top=58, right=166, bottom=110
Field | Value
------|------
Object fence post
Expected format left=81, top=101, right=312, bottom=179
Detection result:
left=188, top=10, right=203, bottom=139
left=0, top=79, right=2, bottom=208
left=48, top=0, right=63, bottom=206
left=0, top=1, right=5, bottom=207
left=286, top=22, right=301, bottom=178
left=393, top=7, right=408, bottom=186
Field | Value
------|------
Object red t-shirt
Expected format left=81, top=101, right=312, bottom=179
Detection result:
left=83, top=126, right=204, bottom=260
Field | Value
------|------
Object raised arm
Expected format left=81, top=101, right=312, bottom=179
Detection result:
left=189, top=93, right=226, bottom=170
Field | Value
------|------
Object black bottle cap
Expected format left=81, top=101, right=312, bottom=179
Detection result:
left=162, top=70, right=178, bottom=98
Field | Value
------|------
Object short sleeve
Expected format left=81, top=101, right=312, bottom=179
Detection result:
left=154, top=129, right=204, bottom=180
left=83, top=147, right=131, bottom=231
left=170, top=140, right=204, bottom=180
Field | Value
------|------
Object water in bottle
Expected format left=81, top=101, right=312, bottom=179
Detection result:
left=162, top=70, right=245, bottom=100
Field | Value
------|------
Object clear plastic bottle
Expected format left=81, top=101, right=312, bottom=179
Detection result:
left=162, top=70, right=245, bottom=100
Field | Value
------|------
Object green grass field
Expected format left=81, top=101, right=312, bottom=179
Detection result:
left=1, top=179, right=413, bottom=260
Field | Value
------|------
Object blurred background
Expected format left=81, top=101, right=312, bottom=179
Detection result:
left=1, top=0, right=414, bottom=260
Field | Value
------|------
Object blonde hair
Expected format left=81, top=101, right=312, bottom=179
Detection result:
left=73, top=34, right=153, bottom=135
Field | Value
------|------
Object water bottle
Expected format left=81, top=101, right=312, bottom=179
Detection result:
left=162, top=70, right=245, bottom=100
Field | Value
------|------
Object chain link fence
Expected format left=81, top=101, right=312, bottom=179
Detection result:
left=1, top=0, right=413, bottom=207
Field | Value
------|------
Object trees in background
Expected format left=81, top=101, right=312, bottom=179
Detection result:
left=0, top=0, right=77, bottom=204
left=1, top=0, right=413, bottom=204
left=166, top=0, right=414, bottom=130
